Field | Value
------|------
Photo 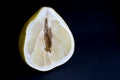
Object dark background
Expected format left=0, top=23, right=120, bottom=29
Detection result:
left=5, top=0, right=120, bottom=80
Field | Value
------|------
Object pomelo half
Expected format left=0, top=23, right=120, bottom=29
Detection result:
left=18, top=7, right=75, bottom=71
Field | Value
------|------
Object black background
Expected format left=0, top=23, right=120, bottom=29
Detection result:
left=4, top=0, right=120, bottom=80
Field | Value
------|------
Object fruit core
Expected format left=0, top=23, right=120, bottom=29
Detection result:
left=44, top=18, right=52, bottom=53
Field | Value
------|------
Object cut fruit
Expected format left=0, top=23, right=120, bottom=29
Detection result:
left=18, top=7, right=75, bottom=71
